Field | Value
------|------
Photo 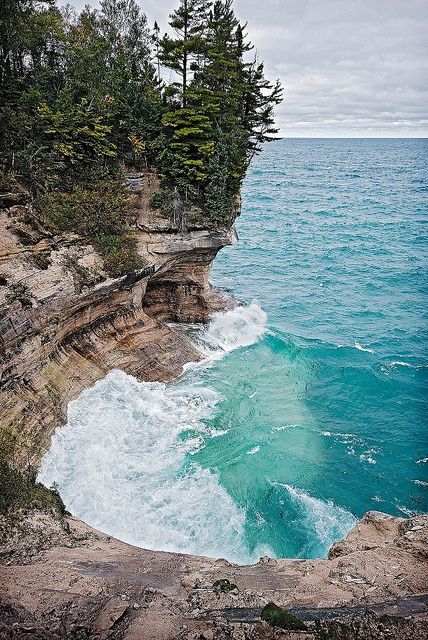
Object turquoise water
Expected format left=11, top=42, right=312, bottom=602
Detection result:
left=39, top=138, right=428, bottom=563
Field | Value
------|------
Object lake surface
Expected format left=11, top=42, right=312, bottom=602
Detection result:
left=39, top=138, right=428, bottom=563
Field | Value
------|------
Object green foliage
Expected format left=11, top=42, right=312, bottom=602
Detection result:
left=157, top=0, right=283, bottom=225
left=212, top=578, right=238, bottom=594
left=150, top=187, right=175, bottom=214
left=0, top=0, right=282, bottom=234
left=37, top=178, right=143, bottom=276
left=99, top=233, right=144, bottom=277
left=38, top=178, right=126, bottom=234
left=261, top=602, right=307, bottom=631
left=160, top=0, right=211, bottom=108
left=0, top=457, right=65, bottom=517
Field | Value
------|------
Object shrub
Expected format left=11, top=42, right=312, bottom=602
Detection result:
left=36, top=177, right=143, bottom=277
left=261, top=602, right=307, bottom=631
left=0, top=458, right=65, bottom=517
left=100, top=233, right=144, bottom=278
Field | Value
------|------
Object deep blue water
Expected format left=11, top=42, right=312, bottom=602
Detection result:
left=40, top=138, right=428, bottom=563
left=208, top=138, right=428, bottom=552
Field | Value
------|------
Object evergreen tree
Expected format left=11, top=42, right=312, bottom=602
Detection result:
left=158, top=0, right=282, bottom=225
left=0, top=0, right=282, bottom=235
left=160, top=0, right=211, bottom=107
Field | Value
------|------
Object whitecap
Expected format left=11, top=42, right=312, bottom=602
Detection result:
left=385, top=361, right=428, bottom=370
left=246, top=446, right=261, bottom=455
left=274, top=424, right=299, bottom=432
left=416, top=457, right=428, bottom=464
left=354, top=342, right=374, bottom=353
left=412, top=480, right=428, bottom=487
left=210, top=429, right=229, bottom=438
left=179, top=301, right=267, bottom=374
left=276, top=483, right=356, bottom=552
left=38, top=369, right=261, bottom=564
left=199, top=300, right=267, bottom=355
left=389, top=360, right=415, bottom=368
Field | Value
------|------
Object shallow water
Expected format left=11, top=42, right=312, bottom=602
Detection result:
left=39, top=138, right=428, bottom=563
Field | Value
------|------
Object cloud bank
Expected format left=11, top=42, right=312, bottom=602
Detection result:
left=64, top=0, right=428, bottom=137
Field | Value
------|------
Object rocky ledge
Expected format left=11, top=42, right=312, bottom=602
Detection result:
left=1, top=179, right=427, bottom=639
left=0, top=510, right=427, bottom=639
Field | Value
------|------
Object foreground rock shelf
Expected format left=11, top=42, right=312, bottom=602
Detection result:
left=1, top=511, right=427, bottom=638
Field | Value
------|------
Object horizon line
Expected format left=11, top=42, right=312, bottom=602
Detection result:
left=274, top=136, right=428, bottom=140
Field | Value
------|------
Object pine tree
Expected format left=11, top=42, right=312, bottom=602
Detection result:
left=243, top=60, right=283, bottom=161
left=160, top=0, right=211, bottom=107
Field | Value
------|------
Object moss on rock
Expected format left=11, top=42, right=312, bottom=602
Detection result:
left=261, top=602, right=307, bottom=630
left=213, top=578, right=238, bottom=594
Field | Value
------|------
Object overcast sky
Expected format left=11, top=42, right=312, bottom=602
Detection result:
left=66, top=0, right=428, bottom=137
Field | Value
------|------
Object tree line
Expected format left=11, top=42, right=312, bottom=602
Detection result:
left=0, top=0, right=282, bottom=266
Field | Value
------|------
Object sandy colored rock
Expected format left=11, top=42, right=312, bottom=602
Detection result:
left=0, top=184, right=236, bottom=468
left=1, top=181, right=427, bottom=639
left=0, top=510, right=427, bottom=638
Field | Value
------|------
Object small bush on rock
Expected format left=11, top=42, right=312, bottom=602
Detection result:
left=261, top=602, right=307, bottom=630
left=0, top=459, right=65, bottom=517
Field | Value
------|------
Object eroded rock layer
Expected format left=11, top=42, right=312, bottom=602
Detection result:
left=0, top=182, right=236, bottom=467
left=1, top=182, right=427, bottom=640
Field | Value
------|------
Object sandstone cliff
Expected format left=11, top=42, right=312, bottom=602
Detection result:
left=0, top=176, right=235, bottom=467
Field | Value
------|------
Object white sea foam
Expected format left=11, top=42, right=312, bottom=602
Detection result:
left=412, top=480, right=428, bottom=487
left=274, top=424, right=299, bottom=432
left=246, top=446, right=261, bottom=455
left=38, top=303, right=271, bottom=564
left=38, top=369, right=267, bottom=564
left=389, top=360, right=415, bottom=368
left=416, top=457, right=428, bottom=464
left=279, top=484, right=357, bottom=552
left=386, top=361, right=428, bottom=370
left=354, top=342, right=374, bottom=353
left=197, top=301, right=267, bottom=356
left=179, top=301, right=267, bottom=375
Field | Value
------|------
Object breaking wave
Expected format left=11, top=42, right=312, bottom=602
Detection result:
left=279, top=484, right=357, bottom=556
left=38, top=304, right=270, bottom=564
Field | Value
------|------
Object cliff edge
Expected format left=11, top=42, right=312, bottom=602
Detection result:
left=0, top=176, right=235, bottom=468
left=0, top=509, right=427, bottom=638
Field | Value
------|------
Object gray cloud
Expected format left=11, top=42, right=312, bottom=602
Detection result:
left=62, top=0, right=428, bottom=136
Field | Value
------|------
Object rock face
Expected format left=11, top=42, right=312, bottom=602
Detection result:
left=0, top=180, right=236, bottom=467
left=0, top=510, right=427, bottom=638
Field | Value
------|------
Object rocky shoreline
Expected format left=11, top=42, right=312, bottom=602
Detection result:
left=1, top=509, right=427, bottom=638
left=1, top=179, right=427, bottom=638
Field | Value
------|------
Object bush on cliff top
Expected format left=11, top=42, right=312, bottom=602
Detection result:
left=0, top=458, right=65, bottom=517
left=36, top=178, right=144, bottom=277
